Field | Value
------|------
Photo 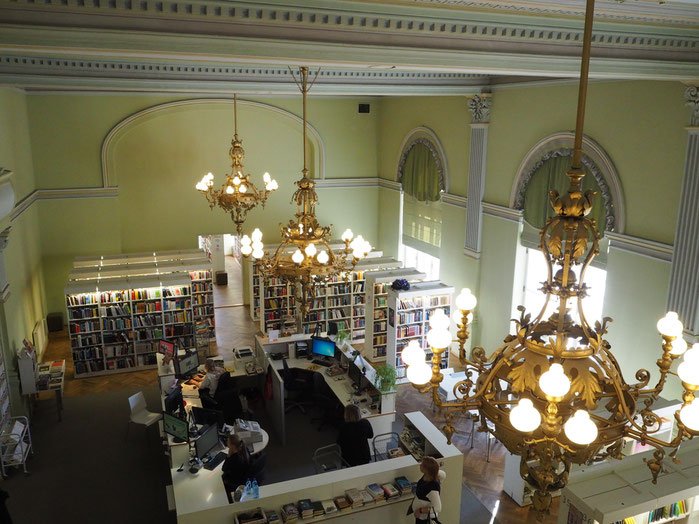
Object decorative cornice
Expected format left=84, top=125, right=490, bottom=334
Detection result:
left=10, top=187, right=118, bottom=221
left=607, top=231, right=673, bottom=262
left=314, top=178, right=382, bottom=189
left=482, top=201, right=523, bottom=222
left=378, top=178, right=403, bottom=191
left=467, top=94, right=492, bottom=123
left=442, top=193, right=468, bottom=208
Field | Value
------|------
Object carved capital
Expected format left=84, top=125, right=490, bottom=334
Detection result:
left=467, top=95, right=492, bottom=124
left=0, top=227, right=11, bottom=251
left=686, top=86, right=699, bottom=125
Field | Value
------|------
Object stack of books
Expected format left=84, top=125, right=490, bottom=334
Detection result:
left=264, top=509, right=280, bottom=523
left=345, top=488, right=364, bottom=509
left=321, top=499, right=338, bottom=515
left=381, top=482, right=400, bottom=502
left=395, top=476, right=415, bottom=496
left=234, top=507, right=266, bottom=524
left=311, top=500, right=324, bottom=517
left=280, top=503, right=299, bottom=522
left=333, top=495, right=351, bottom=512
left=366, top=483, right=386, bottom=504
left=358, top=489, right=375, bottom=506
left=297, top=499, right=313, bottom=519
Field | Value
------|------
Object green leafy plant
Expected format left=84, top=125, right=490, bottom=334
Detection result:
left=374, top=364, right=397, bottom=392
left=335, top=328, right=350, bottom=346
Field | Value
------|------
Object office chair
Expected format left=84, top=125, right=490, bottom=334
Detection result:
left=125, top=391, right=162, bottom=444
left=310, top=373, right=341, bottom=431
left=281, top=359, right=313, bottom=414
left=248, top=451, right=267, bottom=485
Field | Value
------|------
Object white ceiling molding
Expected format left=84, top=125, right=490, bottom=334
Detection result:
left=607, top=231, right=673, bottom=262
left=10, top=187, right=119, bottom=221
left=101, top=98, right=326, bottom=187
left=482, top=201, right=523, bottom=222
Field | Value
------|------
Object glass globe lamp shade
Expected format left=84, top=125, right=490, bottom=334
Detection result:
left=239, top=184, right=247, bottom=193
left=407, top=363, right=432, bottom=386
left=680, top=399, right=699, bottom=432
left=509, top=398, right=541, bottom=433
left=670, top=337, right=688, bottom=356
left=402, top=340, right=426, bottom=367
left=251, top=229, right=263, bottom=242
left=426, top=326, right=452, bottom=350
left=350, top=236, right=365, bottom=252
left=292, top=249, right=304, bottom=264
left=251, top=241, right=263, bottom=252
left=429, top=309, right=450, bottom=330
left=263, top=172, right=271, bottom=184
left=317, top=251, right=329, bottom=264
left=362, top=240, right=372, bottom=255
left=657, top=312, right=684, bottom=338
left=352, top=248, right=365, bottom=259
left=305, top=243, right=317, bottom=257
left=539, top=363, right=571, bottom=399
left=678, top=344, right=699, bottom=387
left=452, top=310, right=474, bottom=326
left=241, top=244, right=252, bottom=256
left=564, top=410, right=598, bottom=445
left=455, top=288, right=478, bottom=311
left=269, top=180, right=278, bottom=190
left=341, top=229, right=353, bottom=242
left=225, top=185, right=234, bottom=194
left=232, top=176, right=241, bottom=185
left=240, top=235, right=251, bottom=246
left=252, top=249, right=264, bottom=259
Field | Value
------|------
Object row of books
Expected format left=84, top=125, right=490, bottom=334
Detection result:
left=70, top=320, right=100, bottom=333
left=328, top=284, right=350, bottom=295
left=194, top=304, right=215, bottom=315
left=374, top=334, right=387, bottom=346
left=135, top=328, right=164, bottom=341
left=102, top=304, right=132, bottom=317
left=351, top=329, right=365, bottom=340
left=74, top=360, right=105, bottom=375
left=72, top=347, right=103, bottom=361
left=397, top=325, right=423, bottom=338
left=648, top=500, right=687, bottom=522
left=164, top=311, right=192, bottom=324
left=374, top=297, right=387, bottom=308
left=352, top=282, right=365, bottom=293
left=190, top=270, right=212, bottom=281
left=428, top=295, right=450, bottom=307
left=104, top=344, right=133, bottom=358
left=131, top=288, right=163, bottom=300
left=304, top=311, right=326, bottom=322
left=67, top=293, right=99, bottom=306
left=165, top=324, right=193, bottom=336
left=398, top=298, right=424, bottom=310
left=136, top=354, right=158, bottom=366
left=328, top=308, right=349, bottom=319
left=399, top=310, right=424, bottom=324
left=162, top=286, right=189, bottom=297
left=374, top=320, right=387, bottom=333
left=353, top=296, right=365, bottom=305
left=133, top=314, right=160, bottom=327
left=610, top=518, right=636, bottom=524
left=71, top=334, right=101, bottom=348
left=69, top=307, right=99, bottom=319
left=425, top=307, right=450, bottom=320
left=352, top=318, right=365, bottom=328
left=328, top=297, right=350, bottom=307
left=103, top=332, right=131, bottom=344
left=309, top=299, right=325, bottom=310
left=264, top=287, right=291, bottom=298
left=103, top=317, right=132, bottom=331
left=106, top=357, right=136, bottom=370
left=372, top=345, right=387, bottom=358
left=100, top=291, right=129, bottom=303
left=374, top=283, right=389, bottom=294
left=164, top=299, right=191, bottom=310
left=352, top=306, right=364, bottom=317
left=264, top=299, right=291, bottom=310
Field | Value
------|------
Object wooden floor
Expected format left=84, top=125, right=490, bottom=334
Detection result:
left=46, top=268, right=559, bottom=523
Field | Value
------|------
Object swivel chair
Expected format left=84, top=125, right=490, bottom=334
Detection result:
left=310, top=373, right=342, bottom=431
left=281, top=359, right=313, bottom=414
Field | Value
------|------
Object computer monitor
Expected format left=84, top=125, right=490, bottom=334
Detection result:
left=191, top=407, right=224, bottom=430
left=195, top=423, right=220, bottom=459
left=175, top=352, right=199, bottom=379
left=158, top=339, right=175, bottom=357
left=312, top=337, right=335, bottom=358
left=348, top=360, right=363, bottom=390
left=164, top=386, right=184, bottom=416
left=163, top=411, right=189, bottom=443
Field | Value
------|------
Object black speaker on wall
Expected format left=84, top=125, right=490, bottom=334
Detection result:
left=358, top=104, right=370, bottom=114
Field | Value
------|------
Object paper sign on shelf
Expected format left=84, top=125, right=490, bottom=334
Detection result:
left=268, top=329, right=279, bottom=342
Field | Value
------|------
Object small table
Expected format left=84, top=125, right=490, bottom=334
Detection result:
left=35, top=360, right=65, bottom=422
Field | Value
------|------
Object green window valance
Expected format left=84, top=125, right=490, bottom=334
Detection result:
left=400, top=142, right=441, bottom=202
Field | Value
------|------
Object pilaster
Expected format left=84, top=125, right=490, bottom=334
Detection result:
left=666, top=86, right=699, bottom=341
left=464, top=94, right=491, bottom=259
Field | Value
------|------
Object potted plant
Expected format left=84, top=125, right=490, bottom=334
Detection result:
left=334, top=328, right=350, bottom=348
left=374, top=364, right=397, bottom=393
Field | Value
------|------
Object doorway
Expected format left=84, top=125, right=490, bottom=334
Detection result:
left=198, top=234, right=244, bottom=307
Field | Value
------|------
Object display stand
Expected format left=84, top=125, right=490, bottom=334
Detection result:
left=0, top=416, right=32, bottom=477
left=363, top=268, right=426, bottom=363
left=386, top=281, right=454, bottom=383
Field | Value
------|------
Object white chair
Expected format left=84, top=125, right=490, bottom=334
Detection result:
left=125, top=391, right=163, bottom=443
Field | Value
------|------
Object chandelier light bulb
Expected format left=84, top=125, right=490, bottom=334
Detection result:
left=429, top=309, right=450, bottom=330
left=341, top=229, right=354, bottom=242
left=240, top=235, right=251, bottom=246
left=292, top=249, right=304, bottom=264
left=252, top=248, right=264, bottom=259
left=241, top=244, right=252, bottom=256
left=455, top=288, right=478, bottom=312
left=263, top=172, right=271, bottom=184
left=407, top=362, right=433, bottom=386
left=670, top=337, right=688, bottom=356
left=317, top=250, right=329, bottom=264
left=352, top=248, right=365, bottom=259
left=657, top=312, right=684, bottom=338
left=564, top=410, right=598, bottom=445
left=539, top=363, right=571, bottom=399
left=350, top=235, right=365, bottom=251
left=678, top=344, right=699, bottom=387
left=226, top=185, right=234, bottom=194
left=362, top=240, right=372, bottom=255
left=426, top=325, right=452, bottom=350
left=680, top=398, right=699, bottom=432
left=251, top=241, right=263, bottom=251
left=305, top=243, right=317, bottom=257
left=232, top=176, right=241, bottom=186
left=402, top=340, right=426, bottom=367
left=251, top=229, right=263, bottom=242
left=239, top=184, right=247, bottom=193
left=509, top=398, right=541, bottom=433
left=452, top=309, right=474, bottom=326
left=270, top=180, right=278, bottom=190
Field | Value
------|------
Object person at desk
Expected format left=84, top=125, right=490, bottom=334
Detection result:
left=336, top=404, right=374, bottom=466
left=222, top=434, right=250, bottom=496
left=200, top=359, right=225, bottom=396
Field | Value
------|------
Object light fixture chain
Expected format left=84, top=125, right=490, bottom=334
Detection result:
left=571, top=0, right=596, bottom=178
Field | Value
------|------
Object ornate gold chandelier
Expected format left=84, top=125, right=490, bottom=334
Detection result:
left=195, top=94, right=279, bottom=236
left=405, top=0, right=699, bottom=519
left=240, top=67, right=371, bottom=317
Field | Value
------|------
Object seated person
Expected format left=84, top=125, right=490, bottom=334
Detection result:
left=336, top=404, right=374, bottom=466
left=222, top=434, right=250, bottom=495
left=199, top=359, right=225, bottom=396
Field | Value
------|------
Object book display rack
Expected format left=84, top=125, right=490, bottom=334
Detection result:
left=65, top=273, right=195, bottom=377
left=363, top=268, right=426, bottom=363
left=386, top=281, right=454, bottom=383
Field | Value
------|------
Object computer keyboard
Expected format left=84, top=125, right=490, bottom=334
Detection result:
left=204, top=451, right=227, bottom=470
left=312, top=359, right=332, bottom=367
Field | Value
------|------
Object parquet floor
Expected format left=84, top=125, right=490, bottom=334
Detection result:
left=45, top=267, right=560, bottom=523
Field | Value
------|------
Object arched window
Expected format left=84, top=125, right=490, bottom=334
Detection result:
left=396, top=130, right=447, bottom=271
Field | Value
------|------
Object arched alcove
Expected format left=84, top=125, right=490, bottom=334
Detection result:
left=395, top=126, right=449, bottom=194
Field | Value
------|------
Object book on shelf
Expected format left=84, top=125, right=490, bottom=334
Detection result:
left=333, top=495, right=351, bottom=512
left=234, top=507, right=266, bottom=524
left=311, top=500, right=324, bottom=517
left=394, top=476, right=415, bottom=495
left=264, top=509, right=280, bottom=523
left=365, top=483, right=385, bottom=502
left=358, top=489, right=375, bottom=506
left=321, top=499, right=337, bottom=514
left=381, top=483, right=400, bottom=500
left=280, top=502, right=299, bottom=522
left=297, top=498, right=313, bottom=519
left=345, top=488, right=364, bottom=508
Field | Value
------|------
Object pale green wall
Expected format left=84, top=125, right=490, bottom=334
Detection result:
left=377, top=186, right=401, bottom=259
left=0, top=88, right=46, bottom=414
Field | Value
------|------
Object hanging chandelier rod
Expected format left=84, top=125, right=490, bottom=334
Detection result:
left=289, top=66, right=320, bottom=175
left=570, top=0, right=595, bottom=187
left=233, top=93, right=239, bottom=140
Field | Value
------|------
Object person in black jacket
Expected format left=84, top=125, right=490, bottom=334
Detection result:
left=336, top=404, right=374, bottom=466
left=222, top=434, right=250, bottom=498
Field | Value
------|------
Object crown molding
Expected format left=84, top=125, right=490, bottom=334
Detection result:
left=10, top=187, right=118, bottom=221
left=482, top=201, right=523, bottom=222
left=441, top=193, right=468, bottom=208
left=607, top=231, right=673, bottom=262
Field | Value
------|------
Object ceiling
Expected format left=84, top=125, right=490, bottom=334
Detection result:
left=0, top=0, right=697, bottom=95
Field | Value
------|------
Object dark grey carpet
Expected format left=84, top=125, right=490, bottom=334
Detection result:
left=4, top=387, right=175, bottom=524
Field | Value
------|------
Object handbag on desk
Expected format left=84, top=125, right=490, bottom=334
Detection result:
left=406, top=502, right=442, bottom=524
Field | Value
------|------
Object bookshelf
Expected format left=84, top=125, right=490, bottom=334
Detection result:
left=363, top=268, right=426, bottom=363
left=65, top=273, right=196, bottom=378
left=386, top=281, right=454, bottom=383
